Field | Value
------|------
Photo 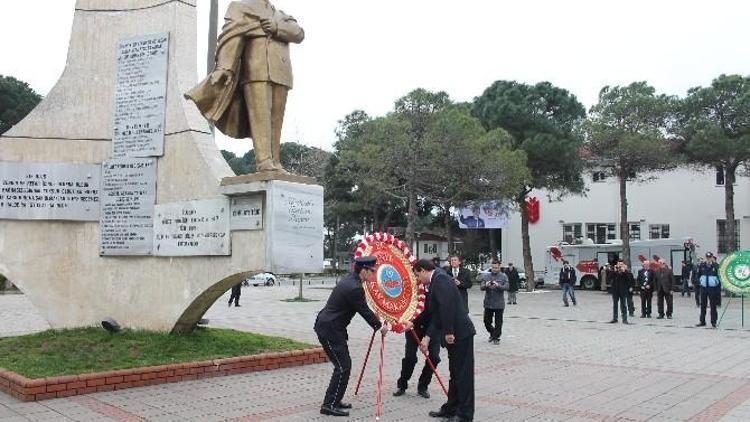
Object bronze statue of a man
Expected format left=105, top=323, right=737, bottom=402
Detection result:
left=186, top=0, right=304, bottom=172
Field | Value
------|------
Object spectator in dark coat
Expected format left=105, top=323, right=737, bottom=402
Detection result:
left=609, top=262, right=634, bottom=324
left=505, top=263, right=520, bottom=304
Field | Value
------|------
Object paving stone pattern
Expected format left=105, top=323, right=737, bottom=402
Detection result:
left=2, top=283, right=750, bottom=421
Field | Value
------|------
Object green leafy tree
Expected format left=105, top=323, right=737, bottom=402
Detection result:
left=473, top=81, right=586, bottom=290
left=584, top=82, right=676, bottom=267
left=0, top=75, right=42, bottom=135
left=677, top=74, right=750, bottom=253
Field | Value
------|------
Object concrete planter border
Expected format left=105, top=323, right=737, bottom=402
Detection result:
left=0, top=347, right=328, bottom=402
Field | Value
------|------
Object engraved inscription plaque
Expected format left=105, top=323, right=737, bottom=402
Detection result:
left=99, top=158, right=157, bottom=255
left=154, top=198, right=231, bottom=256
left=269, top=183, right=324, bottom=273
left=0, top=162, right=100, bottom=221
left=230, top=195, right=263, bottom=231
left=113, top=33, right=170, bottom=158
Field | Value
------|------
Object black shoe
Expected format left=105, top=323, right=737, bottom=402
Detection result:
left=629, top=312, right=634, bottom=317
left=573, top=302, right=577, bottom=306
left=228, top=301, right=232, bottom=307
left=417, top=389, right=430, bottom=398
left=656, top=316, right=664, bottom=319
left=640, top=315, right=646, bottom=318
left=696, top=323, right=706, bottom=327
left=336, top=402, right=352, bottom=409
left=622, top=321, right=630, bottom=325
left=712, top=323, right=717, bottom=328
left=235, top=304, right=241, bottom=307
left=429, top=410, right=453, bottom=418
left=667, top=315, right=672, bottom=319
left=443, top=417, right=472, bottom=422
left=393, top=388, right=406, bottom=397
left=609, top=319, right=618, bottom=323
left=563, top=304, right=569, bottom=307
left=320, top=405, right=349, bottom=416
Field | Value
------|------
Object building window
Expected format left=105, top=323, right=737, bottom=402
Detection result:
left=586, top=223, right=617, bottom=244
left=562, top=223, right=582, bottom=243
left=592, top=171, right=607, bottom=182
left=717, top=219, right=740, bottom=254
left=629, top=223, right=641, bottom=240
left=649, top=224, right=670, bottom=239
left=423, top=243, right=429, bottom=254
left=716, top=166, right=725, bottom=185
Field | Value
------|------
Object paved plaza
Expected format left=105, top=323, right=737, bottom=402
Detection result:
left=3, top=283, right=750, bottom=421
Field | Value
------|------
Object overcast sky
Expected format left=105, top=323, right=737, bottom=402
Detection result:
left=1, top=1, right=749, bottom=156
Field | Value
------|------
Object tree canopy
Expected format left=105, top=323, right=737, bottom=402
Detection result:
left=0, top=75, right=42, bottom=135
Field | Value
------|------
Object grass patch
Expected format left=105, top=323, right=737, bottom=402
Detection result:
left=281, top=297, right=318, bottom=303
left=0, top=327, right=311, bottom=379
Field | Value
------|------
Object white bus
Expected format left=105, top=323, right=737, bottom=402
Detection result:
left=544, top=238, right=696, bottom=290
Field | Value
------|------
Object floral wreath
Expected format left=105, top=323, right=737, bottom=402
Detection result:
left=355, top=232, right=426, bottom=333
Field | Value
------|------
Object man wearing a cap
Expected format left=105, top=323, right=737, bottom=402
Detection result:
left=697, top=252, right=721, bottom=328
left=314, top=256, right=388, bottom=416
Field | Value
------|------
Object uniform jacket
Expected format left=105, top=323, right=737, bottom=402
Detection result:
left=698, top=262, right=721, bottom=287
left=479, top=271, right=509, bottom=309
left=655, top=266, right=674, bottom=293
left=185, top=0, right=304, bottom=138
left=314, top=272, right=381, bottom=342
left=426, top=271, right=476, bottom=346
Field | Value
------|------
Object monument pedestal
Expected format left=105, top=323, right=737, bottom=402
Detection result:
left=0, top=0, right=323, bottom=333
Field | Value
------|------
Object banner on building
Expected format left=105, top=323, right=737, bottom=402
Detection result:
left=456, top=200, right=510, bottom=229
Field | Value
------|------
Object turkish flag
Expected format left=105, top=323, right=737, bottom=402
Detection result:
left=526, top=197, right=540, bottom=224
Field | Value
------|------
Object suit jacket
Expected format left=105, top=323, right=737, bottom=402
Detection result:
left=444, top=266, right=472, bottom=311
left=426, top=271, right=476, bottom=346
left=610, top=270, right=634, bottom=296
left=184, top=0, right=304, bottom=138
left=637, top=269, right=655, bottom=291
left=655, top=267, right=674, bottom=293
left=314, top=272, right=381, bottom=342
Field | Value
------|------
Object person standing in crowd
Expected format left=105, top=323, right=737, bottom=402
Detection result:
left=697, top=252, right=722, bottom=328
left=480, top=260, right=509, bottom=345
left=655, top=258, right=674, bottom=319
left=637, top=260, right=655, bottom=318
left=228, top=281, right=242, bottom=307
left=445, top=255, right=472, bottom=312
left=394, top=271, right=441, bottom=399
left=609, top=262, right=633, bottom=324
left=559, top=261, right=577, bottom=307
left=599, top=263, right=612, bottom=294
left=414, top=259, right=476, bottom=422
left=692, top=257, right=704, bottom=307
left=626, top=269, right=636, bottom=318
left=505, top=262, right=520, bottom=305
left=314, top=256, right=388, bottom=417
left=681, top=260, right=692, bottom=297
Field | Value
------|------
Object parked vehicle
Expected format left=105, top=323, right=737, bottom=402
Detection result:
left=244, top=272, right=277, bottom=287
left=544, top=238, right=696, bottom=290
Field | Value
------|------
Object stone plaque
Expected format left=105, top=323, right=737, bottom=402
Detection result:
left=112, top=33, right=170, bottom=158
left=269, top=183, right=324, bottom=273
left=0, top=162, right=100, bottom=221
left=99, top=158, right=157, bottom=255
left=230, top=195, right=263, bottom=231
left=154, top=198, right=231, bottom=256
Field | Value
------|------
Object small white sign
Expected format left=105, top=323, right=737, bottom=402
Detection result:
left=153, top=198, right=231, bottom=256
left=230, top=195, right=263, bottom=231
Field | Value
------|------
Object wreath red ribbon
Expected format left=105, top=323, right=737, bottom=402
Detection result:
left=355, top=232, right=425, bottom=333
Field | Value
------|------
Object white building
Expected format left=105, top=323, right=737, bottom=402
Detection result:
left=501, top=167, right=750, bottom=279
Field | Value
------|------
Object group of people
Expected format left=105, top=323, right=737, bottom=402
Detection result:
left=560, top=252, right=723, bottom=327
left=314, top=256, right=478, bottom=422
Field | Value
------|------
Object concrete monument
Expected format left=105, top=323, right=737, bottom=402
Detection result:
left=0, top=0, right=323, bottom=333
left=185, top=0, right=304, bottom=173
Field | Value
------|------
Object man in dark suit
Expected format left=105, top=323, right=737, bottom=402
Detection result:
left=414, top=259, right=476, bottom=422
left=314, top=256, right=388, bottom=417
left=444, top=255, right=472, bottom=312
left=637, top=260, right=655, bottom=318
left=655, top=259, right=674, bottom=319
left=393, top=277, right=441, bottom=399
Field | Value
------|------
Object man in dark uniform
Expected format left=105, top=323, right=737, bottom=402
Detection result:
left=414, top=259, right=476, bottom=422
left=444, top=255, right=472, bottom=312
left=697, top=252, right=721, bottom=328
left=393, top=275, right=441, bottom=399
left=314, top=256, right=387, bottom=417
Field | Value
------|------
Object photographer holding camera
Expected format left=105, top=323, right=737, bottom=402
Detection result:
left=480, top=260, right=509, bottom=345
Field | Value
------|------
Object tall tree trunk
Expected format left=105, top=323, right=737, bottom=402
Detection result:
left=725, top=164, right=738, bottom=252
left=619, top=171, right=630, bottom=268
left=444, top=203, right=453, bottom=256
left=518, top=193, right=535, bottom=292
left=405, top=181, right=417, bottom=248
left=332, top=215, right=339, bottom=272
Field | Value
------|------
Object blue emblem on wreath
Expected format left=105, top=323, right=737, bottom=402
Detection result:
left=377, top=264, right=403, bottom=298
